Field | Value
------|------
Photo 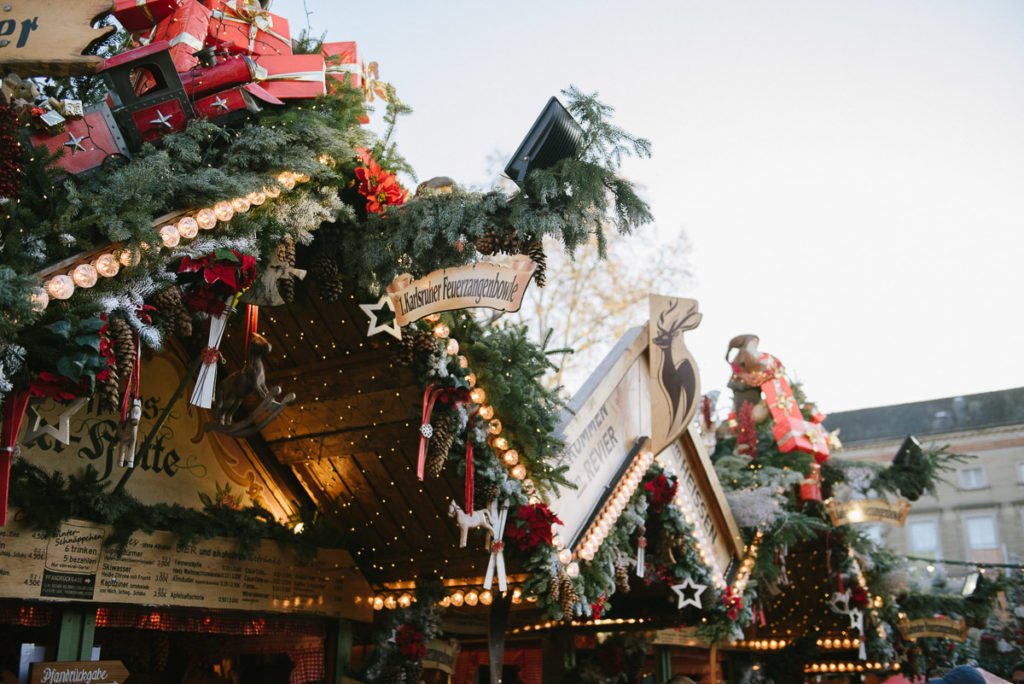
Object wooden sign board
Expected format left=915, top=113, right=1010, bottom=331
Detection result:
left=898, top=617, right=967, bottom=642
left=422, top=639, right=461, bottom=674
left=648, top=295, right=702, bottom=455
left=0, top=514, right=373, bottom=621
left=653, top=627, right=704, bottom=647
left=825, top=498, right=911, bottom=527
left=0, top=1, right=115, bottom=77
left=30, top=661, right=129, bottom=684
left=549, top=308, right=741, bottom=586
left=386, top=256, right=536, bottom=326
left=19, top=353, right=295, bottom=520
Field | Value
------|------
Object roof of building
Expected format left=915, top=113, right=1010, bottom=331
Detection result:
left=825, top=387, right=1024, bottom=446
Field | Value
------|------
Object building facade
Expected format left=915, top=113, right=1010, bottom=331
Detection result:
left=827, top=388, right=1024, bottom=571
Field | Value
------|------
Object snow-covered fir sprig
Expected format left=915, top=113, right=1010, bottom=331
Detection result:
left=0, top=344, right=27, bottom=395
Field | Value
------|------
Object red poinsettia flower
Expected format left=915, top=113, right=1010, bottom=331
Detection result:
left=505, top=503, right=563, bottom=554
left=395, top=624, right=426, bottom=661
left=722, top=585, right=743, bottom=621
left=644, top=473, right=678, bottom=513
left=354, top=148, right=408, bottom=214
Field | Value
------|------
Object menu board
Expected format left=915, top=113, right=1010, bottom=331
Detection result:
left=0, top=514, right=372, bottom=621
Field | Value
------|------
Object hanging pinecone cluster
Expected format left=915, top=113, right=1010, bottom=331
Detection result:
left=474, top=230, right=548, bottom=287
left=99, top=318, right=137, bottom=412
left=152, top=286, right=192, bottom=338
left=425, top=412, right=455, bottom=477
left=614, top=550, right=632, bottom=593
left=390, top=328, right=437, bottom=367
left=310, top=228, right=344, bottom=302
left=276, top=235, right=297, bottom=304
left=478, top=479, right=501, bottom=506
left=549, top=570, right=579, bottom=620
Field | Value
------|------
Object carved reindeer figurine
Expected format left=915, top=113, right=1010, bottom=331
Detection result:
left=214, top=333, right=272, bottom=426
left=448, top=499, right=494, bottom=548
left=652, top=299, right=703, bottom=430
left=117, top=397, right=142, bottom=468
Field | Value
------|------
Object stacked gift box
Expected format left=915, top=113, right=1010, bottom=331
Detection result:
left=29, top=0, right=371, bottom=176
left=761, top=372, right=830, bottom=463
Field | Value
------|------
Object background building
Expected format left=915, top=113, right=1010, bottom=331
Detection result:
left=827, top=387, right=1024, bottom=573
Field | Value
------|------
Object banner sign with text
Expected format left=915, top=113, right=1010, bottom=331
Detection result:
left=386, top=256, right=536, bottom=326
left=30, top=661, right=129, bottom=684
left=899, top=617, right=968, bottom=642
left=825, top=498, right=911, bottom=527
left=0, top=1, right=115, bottom=76
left=0, top=514, right=372, bottom=621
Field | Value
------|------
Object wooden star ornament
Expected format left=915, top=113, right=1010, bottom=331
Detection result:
left=671, top=575, right=707, bottom=610
left=22, top=397, right=88, bottom=446
left=359, top=295, right=402, bottom=340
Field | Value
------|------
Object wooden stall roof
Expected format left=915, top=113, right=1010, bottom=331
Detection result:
left=219, top=289, right=488, bottom=587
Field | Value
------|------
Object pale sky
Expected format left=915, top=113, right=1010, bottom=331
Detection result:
left=276, top=0, right=1024, bottom=412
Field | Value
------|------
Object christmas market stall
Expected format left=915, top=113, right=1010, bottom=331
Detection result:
left=0, top=2, right=662, bottom=683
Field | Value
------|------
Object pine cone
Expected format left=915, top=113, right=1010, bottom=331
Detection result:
left=614, top=554, right=632, bottom=593
left=152, top=286, right=192, bottom=338
left=560, top=575, right=578, bottom=620
left=426, top=413, right=455, bottom=477
left=109, top=318, right=136, bottom=384
left=312, top=252, right=343, bottom=301
left=390, top=334, right=418, bottom=367
left=412, top=329, right=437, bottom=355
left=98, top=365, right=120, bottom=414
left=549, top=573, right=561, bottom=605
left=475, top=230, right=501, bottom=255
left=277, top=235, right=297, bottom=304
left=478, top=480, right=501, bottom=506
left=523, top=239, right=547, bottom=287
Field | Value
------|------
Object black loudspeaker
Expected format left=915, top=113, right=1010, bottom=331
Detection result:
left=504, top=96, right=584, bottom=186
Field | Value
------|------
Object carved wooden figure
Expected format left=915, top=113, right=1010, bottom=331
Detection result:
left=449, top=499, right=494, bottom=548
left=117, top=397, right=142, bottom=468
left=214, top=333, right=271, bottom=426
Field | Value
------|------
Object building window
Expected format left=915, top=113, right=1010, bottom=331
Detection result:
left=908, top=519, right=939, bottom=554
left=958, top=466, right=987, bottom=490
left=964, top=514, right=998, bottom=550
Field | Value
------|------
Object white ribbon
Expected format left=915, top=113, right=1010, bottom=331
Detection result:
left=168, top=31, right=204, bottom=52
left=483, top=501, right=508, bottom=593
left=210, top=8, right=289, bottom=53
left=325, top=63, right=359, bottom=74
left=263, top=70, right=325, bottom=84
left=190, top=296, right=234, bottom=409
left=636, top=536, right=646, bottom=578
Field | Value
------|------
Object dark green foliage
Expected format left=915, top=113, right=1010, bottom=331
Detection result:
left=0, top=267, right=40, bottom=342
left=9, top=459, right=347, bottom=560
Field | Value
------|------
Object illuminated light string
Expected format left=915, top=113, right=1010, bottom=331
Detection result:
left=510, top=616, right=652, bottom=634
left=575, top=449, right=655, bottom=563
left=34, top=171, right=310, bottom=310
left=356, top=586, right=531, bottom=610
left=804, top=662, right=900, bottom=674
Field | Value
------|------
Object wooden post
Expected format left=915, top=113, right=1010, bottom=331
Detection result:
left=325, top=619, right=353, bottom=684
left=487, top=592, right=512, bottom=684
left=56, top=608, right=96, bottom=660
left=709, top=643, right=718, bottom=684
left=656, top=646, right=672, bottom=683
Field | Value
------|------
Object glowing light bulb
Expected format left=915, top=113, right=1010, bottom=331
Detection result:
left=398, top=593, right=412, bottom=608
left=372, top=596, right=384, bottom=610
left=384, top=595, right=397, bottom=610
left=464, top=590, right=478, bottom=607
left=558, top=549, right=572, bottom=564
left=46, top=275, right=74, bottom=300
left=433, top=322, right=450, bottom=338
left=93, top=253, right=119, bottom=278
left=479, top=590, right=493, bottom=606
left=446, top=338, right=459, bottom=355
left=29, top=288, right=49, bottom=312
left=566, top=562, right=580, bottom=578
left=231, top=196, right=251, bottom=214
left=502, top=449, right=519, bottom=466
left=478, top=405, right=494, bottom=421
left=469, top=387, right=486, bottom=404
left=492, top=436, right=508, bottom=451
left=458, top=355, right=469, bottom=369
left=511, top=464, right=527, bottom=480
left=294, top=172, right=310, bottom=183
left=467, top=372, right=477, bottom=388
left=159, top=224, right=180, bottom=247
left=488, top=419, right=502, bottom=435
left=277, top=171, right=296, bottom=190
left=247, top=190, right=266, bottom=206
left=118, top=247, right=141, bottom=267
left=263, top=184, right=281, bottom=199
left=213, top=201, right=234, bottom=222
left=196, top=208, right=217, bottom=230
left=450, top=591, right=464, bottom=607
left=71, top=264, right=98, bottom=288
left=176, top=216, right=199, bottom=239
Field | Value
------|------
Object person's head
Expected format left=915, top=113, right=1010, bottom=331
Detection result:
left=927, top=665, right=985, bottom=684
left=1011, top=661, right=1024, bottom=684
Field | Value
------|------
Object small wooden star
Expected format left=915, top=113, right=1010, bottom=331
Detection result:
left=211, top=96, right=230, bottom=111
left=671, top=575, right=707, bottom=609
left=359, top=295, right=402, bottom=340
left=22, top=397, right=88, bottom=446
left=64, top=133, right=87, bottom=155
left=150, top=109, right=173, bottom=129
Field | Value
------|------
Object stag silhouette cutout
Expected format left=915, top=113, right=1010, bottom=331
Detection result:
left=652, top=299, right=703, bottom=439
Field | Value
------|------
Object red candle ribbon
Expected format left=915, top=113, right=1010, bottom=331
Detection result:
left=417, top=384, right=443, bottom=481
left=0, top=389, right=32, bottom=526
left=464, top=406, right=480, bottom=513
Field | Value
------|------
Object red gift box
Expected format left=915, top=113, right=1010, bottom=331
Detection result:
left=27, top=104, right=131, bottom=176
left=773, top=414, right=830, bottom=462
left=322, top=41, right=361, bottom=90
left=255, top=54, right=326, bottom=100
left=762, top=376, right=801, bottom=422
left=206, top=1, right=291, bottom=57
left=113, top=0, right=182, bottom=31
left=800, top=463, right=823, bottom=502
left=135, top=0, right=211, bottom=73
left=194, top=83, right=282, bottom=120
